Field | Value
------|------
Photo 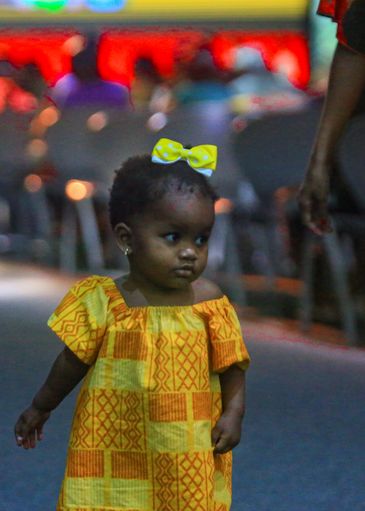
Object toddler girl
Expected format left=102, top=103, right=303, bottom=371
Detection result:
left=15, top=138, right=250, bottom=511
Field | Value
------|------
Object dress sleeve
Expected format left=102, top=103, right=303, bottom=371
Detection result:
left=206, top=296, right=250, bottom=373
left=317, top=0, right=351, bottom=46
left=47, top=276, right=108, bottom=365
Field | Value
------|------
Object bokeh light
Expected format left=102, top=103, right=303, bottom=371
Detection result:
left=215, top=198, right=234, bottom=214
left=65, top=180, right=95, bottom=201
left=87, top=111, right=109, bottom=132
left=24, top=174, right=43, bottom=193
left=38, top=106, right=60, bottom=127
left=26, top=139, right=48, bottom=159
left=62, top=34, right=86, bottom=57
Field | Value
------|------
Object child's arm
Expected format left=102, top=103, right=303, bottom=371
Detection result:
left=212, top=364, right=246, bottom=454
left=14, top=346, right=89, bottom=449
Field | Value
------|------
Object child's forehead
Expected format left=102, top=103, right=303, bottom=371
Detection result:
left=157, top=190, right=212, bottom=210
left=144, top=191, right=215, bottom=226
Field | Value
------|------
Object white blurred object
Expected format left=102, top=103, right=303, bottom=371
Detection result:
left=147, top=112, right=168, bottom=132
left=229, top=45, right=308, bottom=116
left=233, top=46, right=266, bottom=72
left=230, top=46, right=294, bottom=96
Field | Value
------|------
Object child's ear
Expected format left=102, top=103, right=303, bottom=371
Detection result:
left=114, top=222, right=133, bottom=255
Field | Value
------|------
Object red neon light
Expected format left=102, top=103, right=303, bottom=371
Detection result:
left=0, top=29, right=310, bottom=91
left=99, top=29, right=310, bottom=89
left=98, top=30, right=208, bottom=87
left=0, top=30, right=78, bottom=85
left=211, top=31, right=310, bottom=89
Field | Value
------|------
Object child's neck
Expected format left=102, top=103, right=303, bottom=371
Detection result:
left=115, top=274, right=195, bottom=307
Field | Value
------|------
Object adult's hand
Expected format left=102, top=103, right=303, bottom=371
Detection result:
left=298, top=158, right=333, bottom=235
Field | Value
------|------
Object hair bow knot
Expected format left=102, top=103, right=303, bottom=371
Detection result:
left=151, top=138, right=217, bottom=177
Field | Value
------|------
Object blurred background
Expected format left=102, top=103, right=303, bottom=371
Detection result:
left=1, top=2, right=365, bottom=510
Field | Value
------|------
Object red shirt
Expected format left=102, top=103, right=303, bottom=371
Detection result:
left=317, top=0, right=350, bottom=44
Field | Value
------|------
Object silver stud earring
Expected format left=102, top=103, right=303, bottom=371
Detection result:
left=124, top=247, right=130, bottom=256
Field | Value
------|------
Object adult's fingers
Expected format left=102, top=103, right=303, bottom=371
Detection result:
left=298, top=190, right=332, bottom=235
left=310, top=196, right=333, bottom=234
left=299, top=194, right=313, bottom=229
left=297, top=184, right=315, bottom=225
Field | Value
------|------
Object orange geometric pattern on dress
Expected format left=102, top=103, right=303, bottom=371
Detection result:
left=97, top=337, right=109, bottom=358
left=92, top=389, right=120, bottom=449
left=174, top=330, right=209, bottom=392
left=121, top=391, right=146, bottom=451
left=215, top=452, right=233, bottom=493
left=212, top=339, right=243, bottom=372
left=70, top=275, right=104, bottom=299
left=66, top=449, right=104, bottom=477
left=53, top=292, right=79, bottom=316
left=104, top=284, right=128, bottom=324
left=69, top=390, right=93, bottom=449
left=214, top=504, right=230, bottom=511
left=48, top=276, right=250, bottom=511
left=148, top=330, right=210, bottom=393
left=119, top=310, right=147, bottom=331
left=149, top=393, right=187, bottom=422
left=208, top=309, right=238, bottom=339
left=148, top=332, right=174, bottom=392
left=178, top=451, right=214, bottom=510
left=152, top=453, right=179, bottom=510
left=208, top=305, right=249, bottom=372
left=111, top=451, right=148, bottom=479
left=206, top=456, right=215, bottom=494
left=49, top=308, right=105, bottom=365
left=57, top=486, right=65, bottom=508
left=192, top=391, right=212, bottom=420
left=113, top=331, right=148, bottom=360
left=211, top=392, right=223, bottom=425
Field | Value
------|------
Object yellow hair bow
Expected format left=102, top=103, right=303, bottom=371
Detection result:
left=151, top=138, right=217, bottom=177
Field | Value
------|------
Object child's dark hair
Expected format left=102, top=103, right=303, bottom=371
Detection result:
left=109, top=154, right=219, bottom=228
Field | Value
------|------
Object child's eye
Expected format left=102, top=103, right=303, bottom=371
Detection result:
left=164, top=233, right=180, bottom=243
left=195, top=235, right=209, bottom=247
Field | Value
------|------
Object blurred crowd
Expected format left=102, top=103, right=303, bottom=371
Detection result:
left=0, top=33, right=309, bottom=118
left=0, top=32, right=315, bottom=272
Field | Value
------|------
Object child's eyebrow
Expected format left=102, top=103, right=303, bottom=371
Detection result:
left=160, top=222, right=213, bottom=233
left=159, top=223, right=184, bottom=231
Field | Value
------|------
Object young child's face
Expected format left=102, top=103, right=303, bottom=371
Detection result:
left=128, top=190, right=215, bottom=291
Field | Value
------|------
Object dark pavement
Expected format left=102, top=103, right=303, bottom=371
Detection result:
left=1, top=263, right=365, bottom=511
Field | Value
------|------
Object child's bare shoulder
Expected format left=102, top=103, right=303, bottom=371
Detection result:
left=193, top=277, right=224, bottom=303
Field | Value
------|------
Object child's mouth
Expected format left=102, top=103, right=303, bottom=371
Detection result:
left=174, top=267, right=194, bottom=277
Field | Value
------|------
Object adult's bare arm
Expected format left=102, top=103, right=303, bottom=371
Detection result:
left=298, top=43, right=365, bottom=234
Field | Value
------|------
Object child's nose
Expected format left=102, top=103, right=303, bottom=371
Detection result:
left=179, top=246, right=198, bottom=260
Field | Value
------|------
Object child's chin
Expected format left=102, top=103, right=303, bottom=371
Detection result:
left=169, top=276, right=195, bottom=289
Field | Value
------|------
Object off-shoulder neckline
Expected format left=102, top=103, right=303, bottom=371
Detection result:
left=102, top=276, right=228, bottom=311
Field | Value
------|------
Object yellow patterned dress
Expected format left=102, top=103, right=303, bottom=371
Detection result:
left=48, top=275, right=250, bottom=511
